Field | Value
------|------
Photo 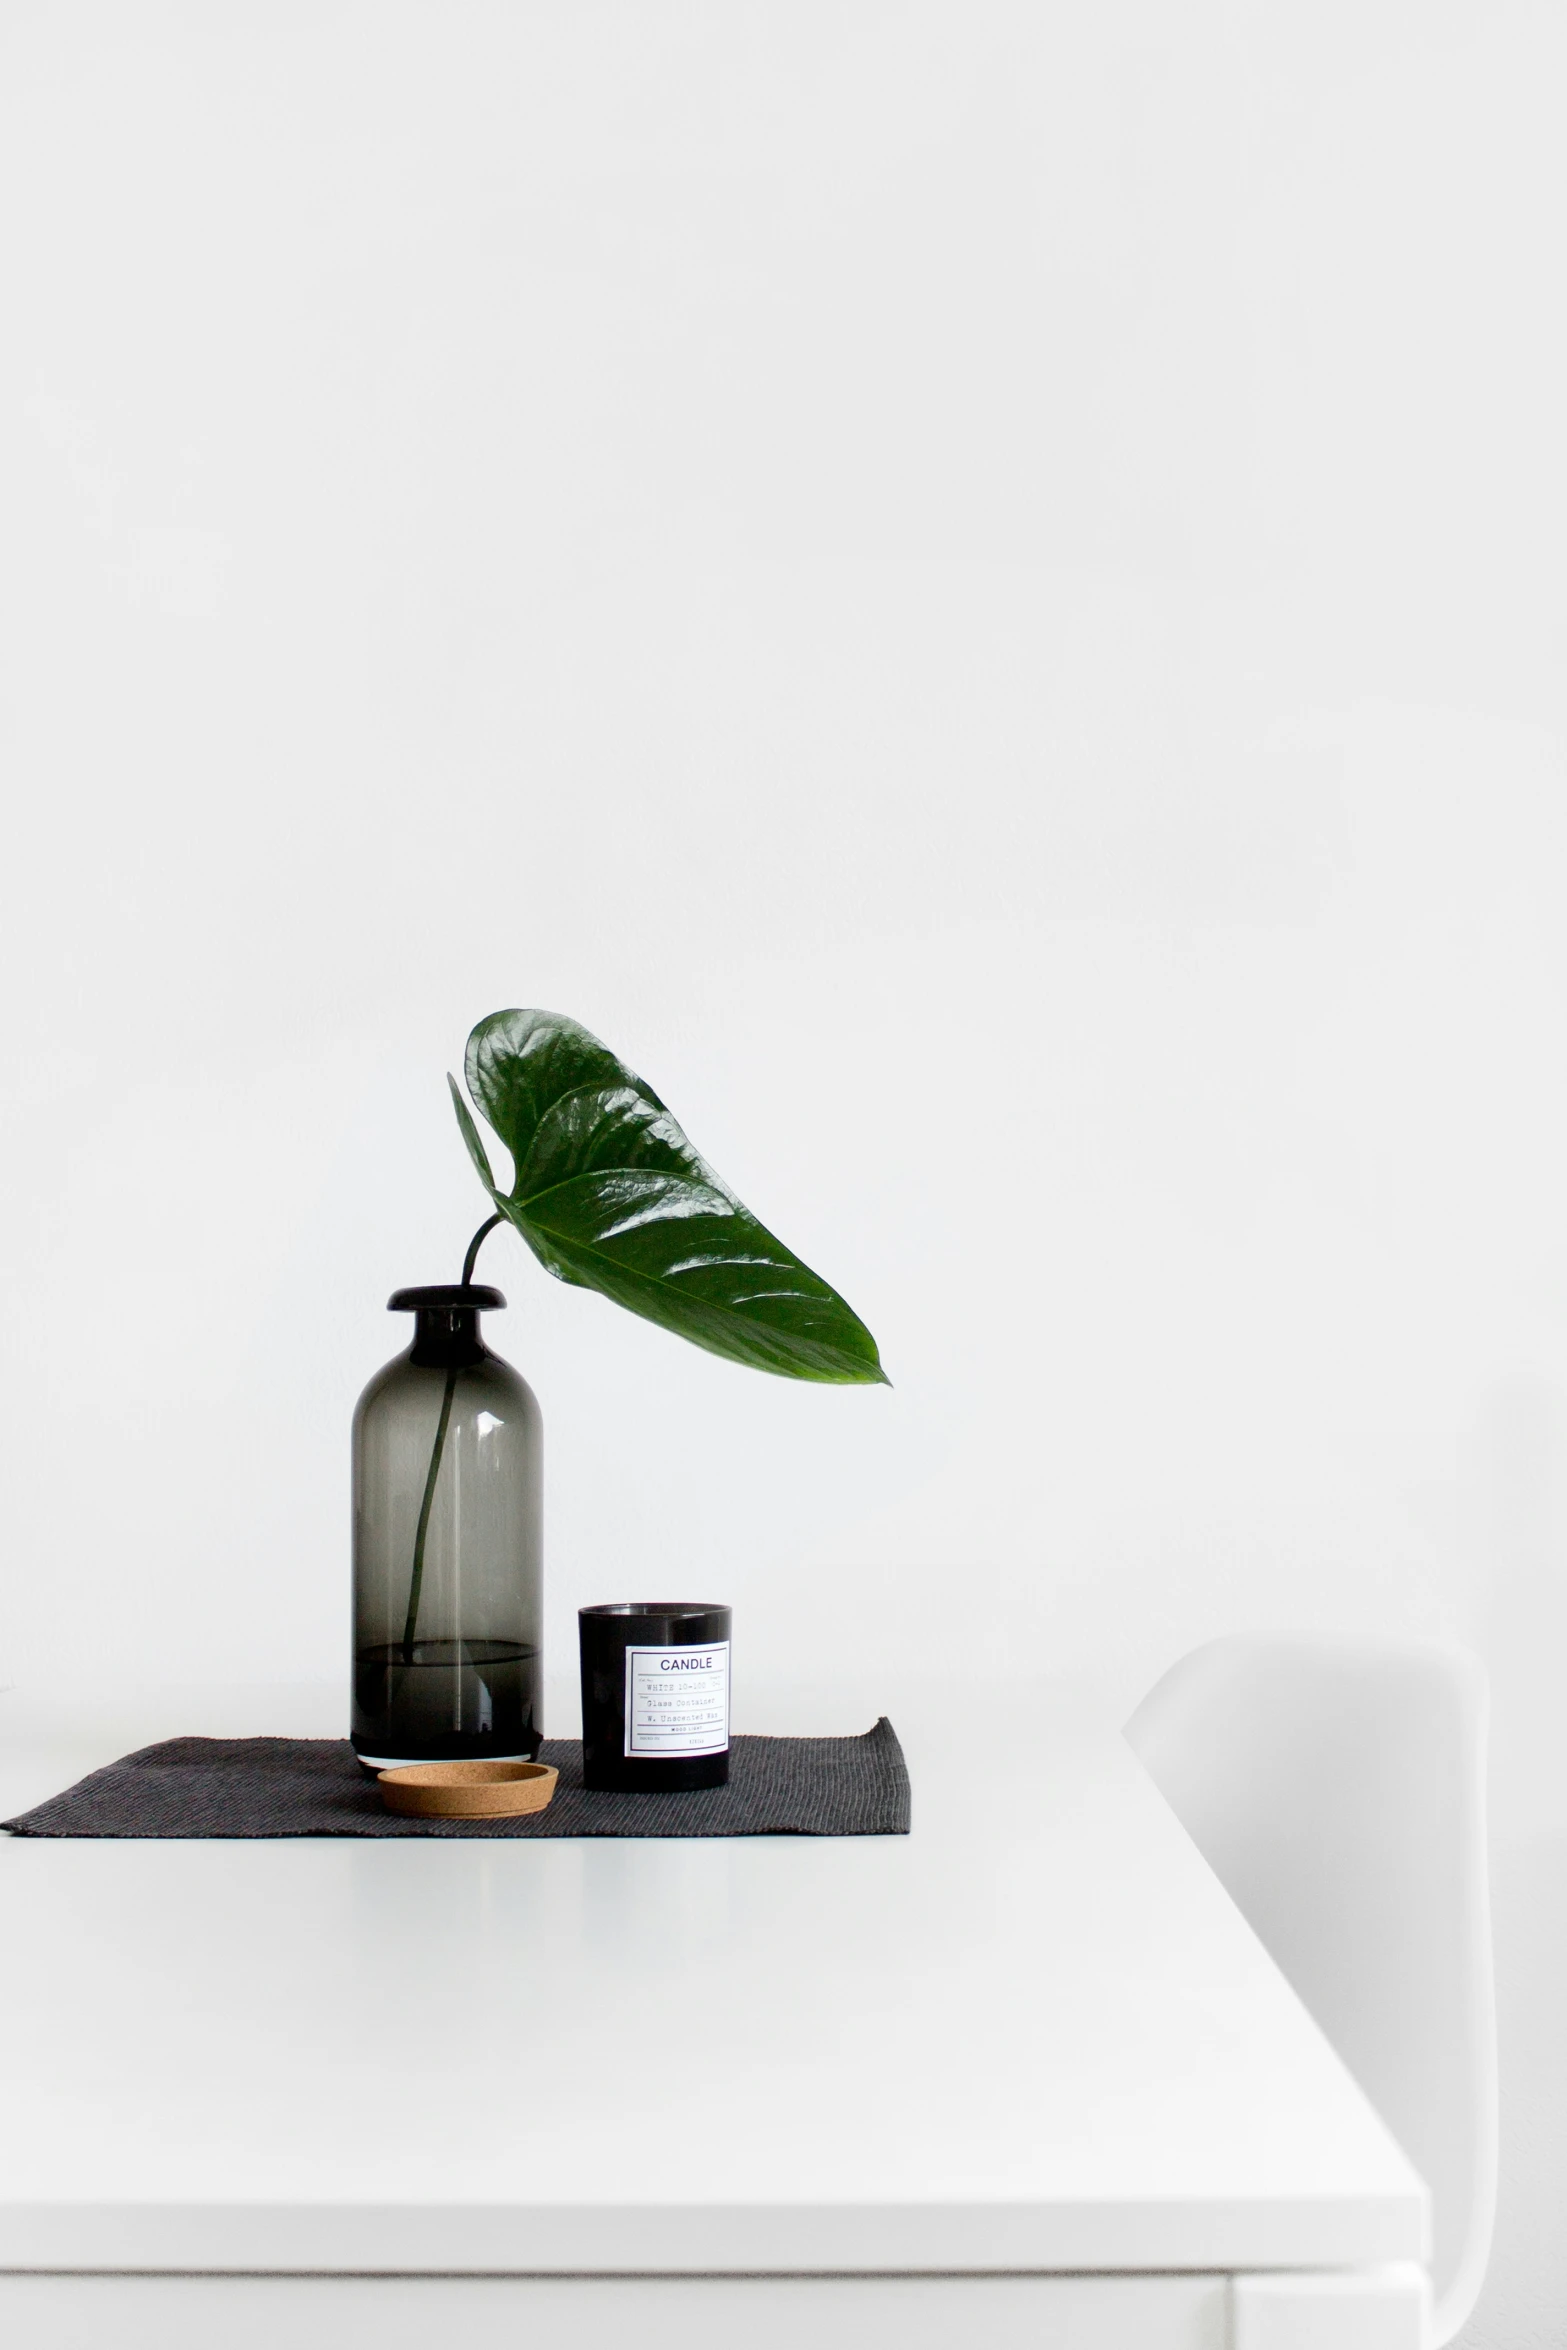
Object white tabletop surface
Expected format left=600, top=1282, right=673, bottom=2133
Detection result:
left=0, top=1675, right=1426, bottom=2277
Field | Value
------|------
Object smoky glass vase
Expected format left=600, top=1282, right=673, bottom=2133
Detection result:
left=351, top=1283, right=542, bottom=1770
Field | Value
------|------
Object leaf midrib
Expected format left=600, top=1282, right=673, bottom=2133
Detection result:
left=479, top=1084, right=866, bottom=1359
left=504, top=1201, right=859, bottom=1344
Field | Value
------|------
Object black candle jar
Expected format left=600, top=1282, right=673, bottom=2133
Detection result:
left=579, top=1603, right=731, bottom=1791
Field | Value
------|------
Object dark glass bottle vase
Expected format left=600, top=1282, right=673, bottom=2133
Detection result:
left=351, top=1284, right=542, bottom=1770
left=579, top=1603, right=731, bottom=1791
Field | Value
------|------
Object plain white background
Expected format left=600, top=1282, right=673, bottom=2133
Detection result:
left=1, top=5, right=1562, bottom=2341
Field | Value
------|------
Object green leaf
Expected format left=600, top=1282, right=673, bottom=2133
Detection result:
left=448, top=1074, right=499, bottom=1196
left=459, top=1007, right=888, bottom=1384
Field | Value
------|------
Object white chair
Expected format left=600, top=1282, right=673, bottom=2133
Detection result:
left=1124, top=1634, right=1496, bottom=2347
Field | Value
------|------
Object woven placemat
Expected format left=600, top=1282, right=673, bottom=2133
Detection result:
left=2, top=1720, right=909, bottom=1839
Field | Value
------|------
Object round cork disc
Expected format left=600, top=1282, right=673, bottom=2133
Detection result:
left=377, top=1759, right=559, bottom=1818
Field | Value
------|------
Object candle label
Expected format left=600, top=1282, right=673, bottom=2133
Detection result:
left=624, top=1641, right=731, bottom=1757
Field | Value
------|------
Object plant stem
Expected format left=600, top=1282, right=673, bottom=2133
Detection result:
left=400, top=1213, right=506, bottom=1663
left=401, top=1367, right=457, bottom=1660
left=462, top=1211, right=504, bottom=1285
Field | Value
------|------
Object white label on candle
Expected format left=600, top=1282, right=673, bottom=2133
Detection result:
left=624, top=1642, right=730, bottom=1757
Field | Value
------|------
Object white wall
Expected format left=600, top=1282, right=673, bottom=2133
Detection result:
left=2, top=5, right=1563, bottom=2340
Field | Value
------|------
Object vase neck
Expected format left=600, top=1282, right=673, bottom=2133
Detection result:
left=409, top=1307, right=489, bottom=1369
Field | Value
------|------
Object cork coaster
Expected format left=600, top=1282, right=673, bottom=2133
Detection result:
left=377, top=1759, right=559, bottom=1818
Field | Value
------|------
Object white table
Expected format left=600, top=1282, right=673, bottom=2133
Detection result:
left=0, top=1679, right=1429, bottom=2349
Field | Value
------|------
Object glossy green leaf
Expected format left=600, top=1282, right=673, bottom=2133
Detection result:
left=451, top=1007, right=888, bottom=1384
left=447, top=1074, right=497, bottom=1195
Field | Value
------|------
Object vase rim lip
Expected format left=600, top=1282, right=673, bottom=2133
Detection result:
left=388, top=1284, right=507, bottom=1312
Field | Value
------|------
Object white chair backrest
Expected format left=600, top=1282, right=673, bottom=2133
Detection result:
left=1125, top=1634, right=1496, bottom=2347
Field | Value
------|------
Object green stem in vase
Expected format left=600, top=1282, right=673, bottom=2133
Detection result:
left=400, top=1214, right=505, bottom=1662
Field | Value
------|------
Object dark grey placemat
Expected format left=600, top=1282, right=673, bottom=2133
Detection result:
left=2, top=1721, right=909, bottom=1839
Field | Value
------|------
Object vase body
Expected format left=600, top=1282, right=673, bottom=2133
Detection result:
left=351, top=1284, right=542, bottom=1769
